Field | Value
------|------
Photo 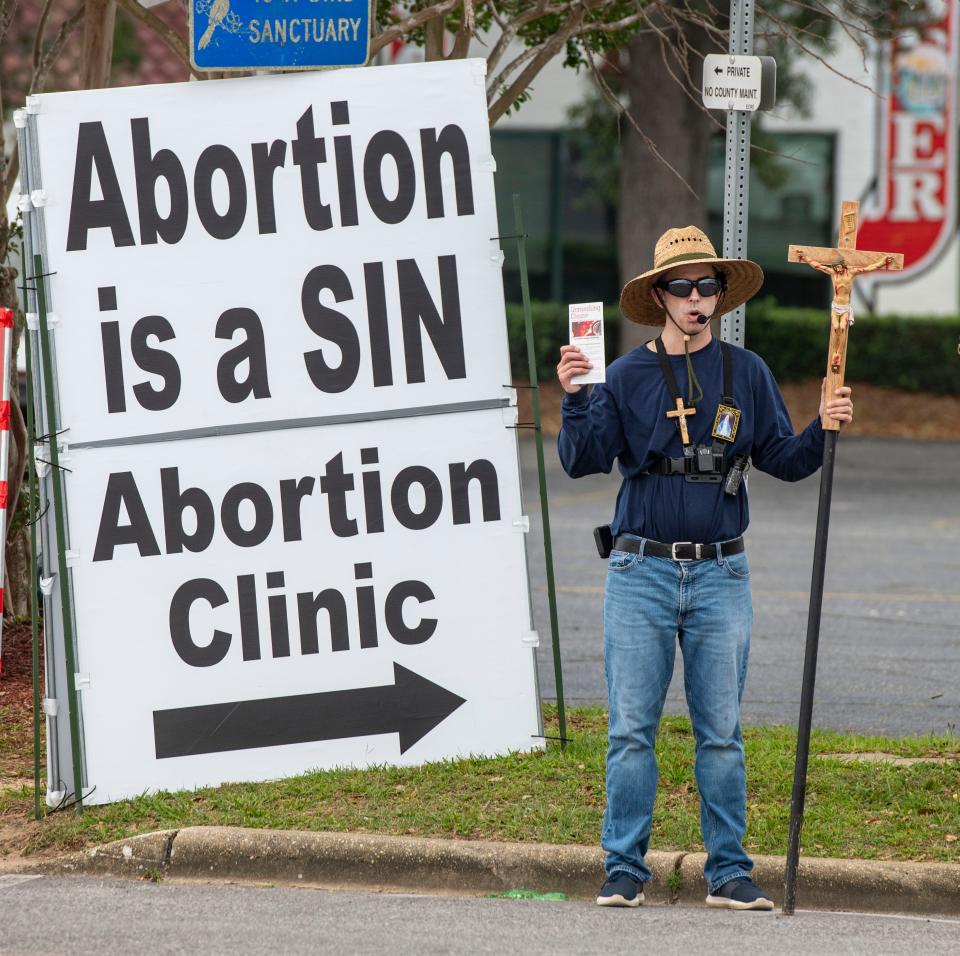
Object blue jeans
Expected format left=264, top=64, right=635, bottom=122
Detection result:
left=601, top=536, right=754, bottom=892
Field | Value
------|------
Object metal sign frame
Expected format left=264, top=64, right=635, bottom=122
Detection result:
left=16, top=61, right=553, bottom=808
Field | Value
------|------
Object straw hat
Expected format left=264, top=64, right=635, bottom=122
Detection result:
left=619, top=226, right=764, bottom=326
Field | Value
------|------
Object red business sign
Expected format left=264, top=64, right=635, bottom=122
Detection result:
left=857, top=1, right=957, bottom=284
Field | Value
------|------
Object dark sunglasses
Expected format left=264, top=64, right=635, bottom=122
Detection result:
left=656, top=276, right=724, bottom=298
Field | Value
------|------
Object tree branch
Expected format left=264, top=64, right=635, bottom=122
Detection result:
left=589, top=45, right=698, bottom=199
left=3, top=144, right=18, bottom=205
left=447, top=0, right=475, bottom=59
left=31, top=0, right=57, bottom=75
left=759, top=6, right=878, bottom=96
left=369, top=0, right=463, bottom=56
left=484, top=20, right=516, bottom=79
left=0, top=0, right=19, bottom=43
left=485, top=0, right=561, bottom=80
left=572, top=12, right=646, bottom=38
left=488, top=0, right=600, bottom=123
left=114, top=0, right=201, bottom=77
left=485, top=0, right=508, bottom=32
left=487, top=42, right=539, bottom=106
left=30, top=3, right=86, bottom=95
left=636, top=5, right=708, bottom=115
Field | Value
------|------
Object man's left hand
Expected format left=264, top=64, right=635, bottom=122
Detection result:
left=820, top=380, right=853, bottom=426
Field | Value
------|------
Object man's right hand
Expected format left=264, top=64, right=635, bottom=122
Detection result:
left=557, top=345, right=593, bottom=394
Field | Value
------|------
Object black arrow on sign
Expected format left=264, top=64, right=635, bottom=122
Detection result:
left=714, top=66, right=723, bottom=76
left=153, top=663, right=466, bottom=759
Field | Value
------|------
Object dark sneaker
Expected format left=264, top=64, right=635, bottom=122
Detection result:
left=706, top=877, right=774, bottom=911
left=596, top=872, right=644, bottom=907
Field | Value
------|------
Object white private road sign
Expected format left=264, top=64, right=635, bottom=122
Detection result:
left=702, top=54, right=776, bottom=112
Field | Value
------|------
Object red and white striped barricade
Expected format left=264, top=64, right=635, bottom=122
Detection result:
left=0, top=307, right=13, bottom=676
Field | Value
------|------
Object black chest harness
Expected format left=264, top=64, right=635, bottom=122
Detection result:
left=648, top=337, right=749, bottom=494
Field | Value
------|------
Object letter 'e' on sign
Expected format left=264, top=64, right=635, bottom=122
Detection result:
left=702, top=54, right=777, bottom=112
left=190, top=0, right=371, bottom=71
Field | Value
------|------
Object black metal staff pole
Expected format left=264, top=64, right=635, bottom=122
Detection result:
left=783, top=429, right=838, bottom=914
left=782, top=199, right=902, bottom=913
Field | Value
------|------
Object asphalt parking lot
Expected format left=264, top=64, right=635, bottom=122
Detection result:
left=522, top=436, right=960, bottom=736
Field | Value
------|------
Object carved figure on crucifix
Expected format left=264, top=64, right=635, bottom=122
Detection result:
left=666, top=397, right=696, bottom=446
left=795, top=251, right=895, bottom=331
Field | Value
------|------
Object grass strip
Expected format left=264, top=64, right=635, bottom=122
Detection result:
left=1, top=706, right=957, bottom=863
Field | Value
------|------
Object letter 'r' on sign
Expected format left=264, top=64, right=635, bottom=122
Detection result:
left=189, top=0, right=371, bottom=71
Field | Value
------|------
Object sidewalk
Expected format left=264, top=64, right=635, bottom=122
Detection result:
left=24, top=826, right=960, bottom=917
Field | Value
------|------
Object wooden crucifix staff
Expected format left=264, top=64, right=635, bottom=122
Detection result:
left=782, top=200, right=902, bottom=915
left=788, top=200, right=904, bottom=428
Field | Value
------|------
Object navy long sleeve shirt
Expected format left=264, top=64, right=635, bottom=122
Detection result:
left=558, top=338, right=825, bottom=543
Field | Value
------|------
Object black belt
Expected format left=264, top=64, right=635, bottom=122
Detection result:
left=649, top=455, right=731, bottom=476
left=612, top=535, right=745, bottom=562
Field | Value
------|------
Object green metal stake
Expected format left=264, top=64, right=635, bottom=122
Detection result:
left=512, top=195, right=567, bottom=750
left=33, top=254, right=84, bottom=813
left=27, top=334, right=41, bottom=820
left=22, top=245, right=42, bottom=820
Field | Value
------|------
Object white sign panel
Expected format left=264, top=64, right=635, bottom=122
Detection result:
left=34, top=60, right=507, bottom=446
left=702, top=54, right=763, bottom=112
left=65, top=410, right=535, bottom=804
left=31, top=61, right=540, bottom=804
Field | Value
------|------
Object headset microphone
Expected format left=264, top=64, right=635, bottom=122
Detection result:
left=695, top=313, right=711, bottom=325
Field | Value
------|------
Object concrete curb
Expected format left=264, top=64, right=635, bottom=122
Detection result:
left=30, top=827, right=960, bottom=917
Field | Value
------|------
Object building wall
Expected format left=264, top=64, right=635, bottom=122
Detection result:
left=495, top=30, right=960, bottom=315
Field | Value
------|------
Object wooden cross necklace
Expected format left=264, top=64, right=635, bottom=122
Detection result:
left=667, top=397, right=696, bottom=445
left=654, top=337, right=700, bottom=445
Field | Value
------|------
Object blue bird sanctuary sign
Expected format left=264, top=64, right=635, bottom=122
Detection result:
left=190, top=0, right=370, bottom=71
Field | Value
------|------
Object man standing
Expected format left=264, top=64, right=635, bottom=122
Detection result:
left=556, top=226, right=853, bottom=911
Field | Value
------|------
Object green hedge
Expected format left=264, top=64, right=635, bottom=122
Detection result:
left=506, top=300, right=960, bottom=395
left=746, top=299, right=960, bottom=394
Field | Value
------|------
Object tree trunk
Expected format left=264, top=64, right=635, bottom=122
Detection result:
left=0, top=3, right=115, bottom=620
left=4, top=509, right=31, bottom=620
left=0, top=248, right=29, bottom=620
left=617, top=23, right=716, bottom=354
left=81, top=0, right=118, bottom=89
left=424, top=19, right=445, bottom=61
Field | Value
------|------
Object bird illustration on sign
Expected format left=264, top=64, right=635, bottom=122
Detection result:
left=196, top=0, right=246, bottom=50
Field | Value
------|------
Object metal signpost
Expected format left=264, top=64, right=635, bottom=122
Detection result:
left=190, top=0, right=371, bottom=71
left=702, top=1, right=776, bottom=347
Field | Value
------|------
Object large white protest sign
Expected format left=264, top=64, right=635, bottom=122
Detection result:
left=26, top=60, right=541, bottom=805
left=66, top=409, right=535, bottom=802
left=34, top=60, right=508, bottom=446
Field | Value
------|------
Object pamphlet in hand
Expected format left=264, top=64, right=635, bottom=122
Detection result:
left=568, top=302, right=606, bottom=385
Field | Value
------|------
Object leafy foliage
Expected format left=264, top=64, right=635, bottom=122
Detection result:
left=506, top=299, right=960, bottom=395
left=747, top=299, right=960, bottom=394
left=565, top=1, right=939, bottom=202
left=369, top=1, right=935, bottom=123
